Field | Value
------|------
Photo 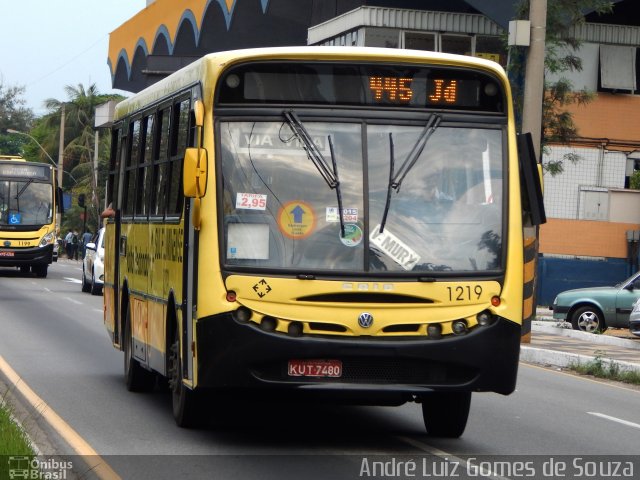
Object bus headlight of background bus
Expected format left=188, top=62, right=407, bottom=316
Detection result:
left=39, top=232, right=55, bottom=247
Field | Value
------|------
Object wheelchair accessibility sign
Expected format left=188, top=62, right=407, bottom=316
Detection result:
left=9, top=213, right=22, bottom=225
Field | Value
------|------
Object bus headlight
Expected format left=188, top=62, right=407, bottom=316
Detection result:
left=452, top=320, right=468, bottom=335
left=39, top=232, right=55, bottom=247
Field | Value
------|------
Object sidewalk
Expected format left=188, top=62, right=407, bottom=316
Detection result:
left=521, top=308, right=640, bottom=374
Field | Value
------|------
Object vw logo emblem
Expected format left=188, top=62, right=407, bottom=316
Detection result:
left=358, top=312, right=374, bottom=328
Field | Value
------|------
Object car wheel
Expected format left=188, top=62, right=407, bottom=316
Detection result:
left=570, top=306, right=605, bottom=333
left=81, top=267, right=91, bottom=292
left=421, top=391, right=471, bottom=438
left=90, top=269, right=102, bottom=295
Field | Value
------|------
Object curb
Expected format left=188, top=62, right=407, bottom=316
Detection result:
left=520, top=346, right=640, bottom=374
left=532, top=321, right=640, bottom=350
left=526, top=321, right=640, bottom=374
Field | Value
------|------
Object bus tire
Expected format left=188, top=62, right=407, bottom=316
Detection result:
left=33, top=264, right=47, bottom=278
left=124, top=308, right=155, bottom=392
left=421, top=391, right=471, bottom=438
left=169, top=328, right=201, bottom=428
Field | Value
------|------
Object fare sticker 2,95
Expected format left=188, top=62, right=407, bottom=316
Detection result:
left=357, top=456, right=635, bottom=478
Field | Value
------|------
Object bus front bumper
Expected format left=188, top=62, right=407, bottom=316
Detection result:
left=0, top=244, right=53, bottom=267
left=195, top=313, right=521, bottom=399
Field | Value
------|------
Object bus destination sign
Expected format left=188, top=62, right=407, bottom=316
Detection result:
left=0, top=163, right=50, bottom=180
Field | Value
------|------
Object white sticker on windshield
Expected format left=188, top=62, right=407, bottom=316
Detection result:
left=326, top=207, right=358, bottom=223
left=370, top=225, right=420, bottom=271
left=236, top=193, right=267, bottom=210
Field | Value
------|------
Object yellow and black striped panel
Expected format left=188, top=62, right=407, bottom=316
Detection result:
left=522, top=226, right=539, bottom=343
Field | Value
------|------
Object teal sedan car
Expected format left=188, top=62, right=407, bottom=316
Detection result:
left=551, top=271, right=640, bottom=333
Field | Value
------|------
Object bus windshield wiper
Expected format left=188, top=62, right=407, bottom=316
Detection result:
left=15, top=179, right=34, bottom=199
left=283, top=110, right=345, bottom=237
left=379, top=114, right=441, bottom=233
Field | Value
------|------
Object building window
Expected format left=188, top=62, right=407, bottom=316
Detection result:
left=441, top=34, right=472, bottom=56
left=599, top=45, right=637, bottom=93
left=404, top=31, right=435, bottom=51
left=364, top=27, right=399, bottom=48
left=476, top=35, right=507, bottom=67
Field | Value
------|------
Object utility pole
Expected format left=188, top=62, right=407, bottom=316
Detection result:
left=57, top=104, right=66, bottom=189
left=521, top=0, right=547, bottom=161
left=520, top=0, right=548, bottom=345
left=93, top=129, right=99, bottom=232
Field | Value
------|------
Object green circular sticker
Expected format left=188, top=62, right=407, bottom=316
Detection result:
left=339, top=224, right=363, bottom=247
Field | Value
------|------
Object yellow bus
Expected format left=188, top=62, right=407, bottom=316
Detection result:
left=104, top=46, right=545, bottom=436
left=0, top=155, right=60, bottom=277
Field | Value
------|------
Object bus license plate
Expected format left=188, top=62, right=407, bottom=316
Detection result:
left=288, top=359, right=342, bottom=378
left=0, top=251, right=14, bottom=257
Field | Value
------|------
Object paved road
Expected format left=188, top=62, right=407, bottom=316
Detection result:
left=1, top=261, right=640, bottom=479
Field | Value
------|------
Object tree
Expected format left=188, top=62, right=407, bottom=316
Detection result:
left=38, top=84, right=124, bottom=233
left=511, top=0, right=613, bottom=174
left=0, top=80, right=34, bottom=155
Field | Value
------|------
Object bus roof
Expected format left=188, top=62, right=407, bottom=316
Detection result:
left=0, top=155, right=26, bottom=162
left=114, top=46, right=508, bottom=120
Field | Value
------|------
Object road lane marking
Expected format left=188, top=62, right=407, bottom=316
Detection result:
left=396, top=435, right=511, bottom=480
left=63, top=296, right=83, bottom=305
left=588, top=412, right=640, bottom=430
left=63, top=277, right=82, bottom=284
left=0, top=354, right=121, bottom=480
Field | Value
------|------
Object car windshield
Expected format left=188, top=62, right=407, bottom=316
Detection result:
left=219, top=120, right=503, bottom=275
left=0, top=179, right=53, bottom=227
left=616, top=271, right=640, bottom=288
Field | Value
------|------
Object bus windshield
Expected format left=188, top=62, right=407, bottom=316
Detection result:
left=220, top=120, right=503, bottom=275
left=0, top=179, right=53, bottom=227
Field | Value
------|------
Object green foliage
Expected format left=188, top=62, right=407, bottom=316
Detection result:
left=0, top=81, right=34, bottom=155
left=570, top=352, right=640, bottom=385
left=35, top=84, right=125, bottom=233
left=510, top=0, right=614, bottom=175
left=630, top=171, right=640, bottom=190
left=0, top=398, right=34, bottom=456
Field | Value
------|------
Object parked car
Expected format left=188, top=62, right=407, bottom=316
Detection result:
left=81, top=228, right=104, bottom=295
left=630, top=299, right=640, bottom=337
left=52, top=236, right=59, bottom=262
left=551, top=271, right=640, bottom=333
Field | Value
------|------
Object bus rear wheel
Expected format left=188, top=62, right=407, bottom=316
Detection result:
left=169, top=328, right=201, bottom=428
left=124, top=308, right=155, bottom=392
left=421, top=391, right=471, bottom=438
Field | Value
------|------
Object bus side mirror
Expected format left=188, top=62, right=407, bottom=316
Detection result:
left=57, top=187, right=65, bottom=214
left=517, top=133, right=546, bottom=226
left=183, top=147, right=208, bottom=198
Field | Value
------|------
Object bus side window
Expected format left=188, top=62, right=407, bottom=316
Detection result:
left=150, top=106, right=171, bottom=218
left=167, top=98, right=191, bottom=217
left=136, top=113, right=155, bottom=219
left=123, top=119, right=142, bottom=217
left=107, top=126, right=122, bottom=211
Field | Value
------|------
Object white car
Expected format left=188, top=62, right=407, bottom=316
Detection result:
left=82, top=228, right=104, bottom=295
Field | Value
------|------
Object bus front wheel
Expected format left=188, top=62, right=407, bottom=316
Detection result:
left=169, top=328, right=201, bottom=428
left=420, top=391, right=471, bottom=438
left=32, top=265, right=47, bottom=278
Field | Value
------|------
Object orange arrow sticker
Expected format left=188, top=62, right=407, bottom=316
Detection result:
left=277, top=200, right=316, bottom=239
